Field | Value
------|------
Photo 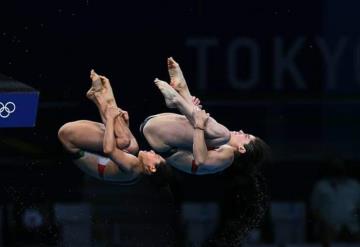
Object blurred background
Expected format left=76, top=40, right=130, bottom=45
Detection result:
left=1, top=0, right=360, bottom=246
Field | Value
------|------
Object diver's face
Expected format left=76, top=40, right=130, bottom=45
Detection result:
left=230, top=130, right=256, bottom=153
left=138, top=150, right=162, bottom=174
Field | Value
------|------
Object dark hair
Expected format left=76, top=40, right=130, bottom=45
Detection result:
left=235, top=137, right=271, bottom=175
left=204, top=137, right=271, bottom=247
left=204, top=174, right=269, bottom=247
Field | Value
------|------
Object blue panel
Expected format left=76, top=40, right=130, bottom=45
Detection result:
left=0, top=92, right=39, bottom=128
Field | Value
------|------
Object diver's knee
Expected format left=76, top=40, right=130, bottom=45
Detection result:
left=58, top=122, right=77, bottom=145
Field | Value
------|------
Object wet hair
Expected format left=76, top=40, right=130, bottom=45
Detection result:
left=236, top=137, right=271, bottom=175
left=204, top=137, right=271, bottom=247
left=204, top=174, right=269, bottom=247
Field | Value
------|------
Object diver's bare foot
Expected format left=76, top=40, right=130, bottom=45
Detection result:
left=154, top=78, right=179, bottom=108
left=98, top=75, right=116, bottom=106
left=88, top=70, right=116, bottom=107
left=86, top=87, right=96, bottom=101
left=167, top=57, right=192, bottom=103
left=90, top=69, right=103, bottom=92
left=86, top=69, right=102, bottom=103
left=168, top=57, right=187, bottom=90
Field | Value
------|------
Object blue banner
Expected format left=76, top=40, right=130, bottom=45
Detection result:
left=0, top=92, right=39, bottom=128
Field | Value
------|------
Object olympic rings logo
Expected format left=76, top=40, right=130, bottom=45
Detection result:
left=0, top=102, right=16, bottom=118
